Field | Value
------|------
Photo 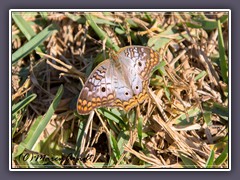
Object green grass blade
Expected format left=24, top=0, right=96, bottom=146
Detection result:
left=12, top=13, right=36, bottom=40
left=12, top=24, right=58, bottom=64
left=85, top=14, right=119, bottom=52
left=110, top=132, right=121, bottom=160
left=14, top=85, right=64, bottom=157
left=186, top=15, right=228, bottom=30
left=179, top=153, right=197, bottom=168
left=148, top=26, right=176, bottom=50
left=175, top=107, right=201, bottom=125
left=205, top=149, right=215, bottom=168
left=97, top=108, right=123, bottom=124
left=12, top=93, right=37, bottom=115
left=74, top=120, right=86, bottom=158
left=214, top=144, right=228, bottom=166
left=203, top=102, right=228, bottom=121
left=137, top=117, right=143, bottom=147
left=217, top=19, right=228, bottom=83
left=203, top=111, right=212, bottom=126
left=39, top=12, right=49, bottom=21
left=194, top=71, right=207, bottom=81
left=117, top=131, right=129, bottom=155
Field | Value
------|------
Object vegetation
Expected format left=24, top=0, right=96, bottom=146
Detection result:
left=11, top=11, right=229, bottom=169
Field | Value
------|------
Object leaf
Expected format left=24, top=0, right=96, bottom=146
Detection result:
left=110, top=132, right=121, bottom=160
left=14, top=85, right=64, bottom=157
left=175, top=107, right=201, bottom=125
left=186, top=15, right=228, bottom=30
left=214, top=144, right=228, bottom=166
left=12, top=13, right=36, bottom=40
left=74, top=119, right=86, bottom=158
left=205, top=149, right=215, bottom=168
left=203, top=102, right=228, bottom=121
left=98, top=108, right=123, bottom=124
left=117, top=131, right=129, bottom=155
left=12, top=23, right=58, bottom=64
left=12, top=93, right=37, bottom=115
left=203, top=111, right=212, bottom=126
left=137, top=117, right=143, bottom=146
left=217, top=19, right=228, bottom=83
left=179, top=153, right=197, bottom=168
left=194, top=71, right=207, bottom=81
left=148, top=26, right=191, bottom=51
left=85, top=14, right=119, bottom=52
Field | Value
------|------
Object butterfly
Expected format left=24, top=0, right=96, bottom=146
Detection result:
left=77, top=46, right=159, bottom=115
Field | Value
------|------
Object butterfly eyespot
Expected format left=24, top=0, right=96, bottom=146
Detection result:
left=125, top=92, right=129, bottom=96
left=138, top=62, right=142, bottom=67
left=136, top=86, right=139, bottom=89
left=101, top=87, right=106, bottom=92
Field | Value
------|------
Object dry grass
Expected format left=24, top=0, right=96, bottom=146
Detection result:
left=11, top=11, right=229, bottom=169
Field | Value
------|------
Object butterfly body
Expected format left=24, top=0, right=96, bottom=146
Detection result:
left=77, top=46, right=159, bottom=115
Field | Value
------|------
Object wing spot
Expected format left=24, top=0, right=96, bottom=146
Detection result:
left=101, top=87, right=106, bottom=92
left=96, top=97, right=101, bottom=102
left=87, top=102, right=92, bottom=107
left=83, top=106, right=88, bottom=112
left=78, top=106, right=82, bottom=111
left=102, top=97, right=107, bottom=102
left=107, top=93, right=114, bottom=100
left=78, top=99, right=82, bottom=104
left=138, top=61, right=142, bottom=67
left=82, top=100, right=87, bottom=106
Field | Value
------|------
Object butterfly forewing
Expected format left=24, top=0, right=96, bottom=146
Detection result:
left=77, top=60, right=116, bottom=114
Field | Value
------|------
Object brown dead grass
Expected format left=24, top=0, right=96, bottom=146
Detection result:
left=12, top=11, right=229, bottom=169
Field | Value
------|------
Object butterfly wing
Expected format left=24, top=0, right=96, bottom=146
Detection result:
left=77, top=59, right=133, bottom=115
left=116, top=46, right=160, bottom=109
left=77, top=60, right=115, bottom=115
left=118, top=46, right=159, bottom=80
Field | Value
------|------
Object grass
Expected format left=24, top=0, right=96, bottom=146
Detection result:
left=11, top=11, right=229, bottom=169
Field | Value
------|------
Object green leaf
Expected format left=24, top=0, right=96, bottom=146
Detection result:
left=14, top=85, right=64, bottom=157
left=214, top=144, right=228, bottom=166
left=12, top=93, right=37, bottom=115
left=203, top=102, right=228, bottom=121
left=148, top=26, right=176, bottom=51
left=164, top=86, right=171, bottom=101
left=117, top=131, right=129, bottom=155
left=115, top=27, right=126, bottom=35
left=110, top=132, right=121, bottom=160
left=12, top=13, right=36, bottom=40
left=39, top=12, right=49, bottom=21
left=205, top=149, right=215, bottom=168
left=126, top=18, right=139, bottom=28
left=66, top=13, right=86, bottom=23
left=98, top=108, right=123, bottom=124
left=217, top=19, right=228, bottom=83
left=74, top=119, right=86, bottom=158
left=186, top=15, right=228, bottom=30
left=12, top=23, right=58, bottom=64
left=203, top=111, right=212, bottom=126
left=137, top=117, right=143, bottom=146
left=179, top=153, right=197, bottom=168
left=36, top=130, right=62, bottom=156
left=194, top=71, right=207, bottom=81
left=85, top=14, right=119, bottom=52
left=175, top=107, right=201, bottom=125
